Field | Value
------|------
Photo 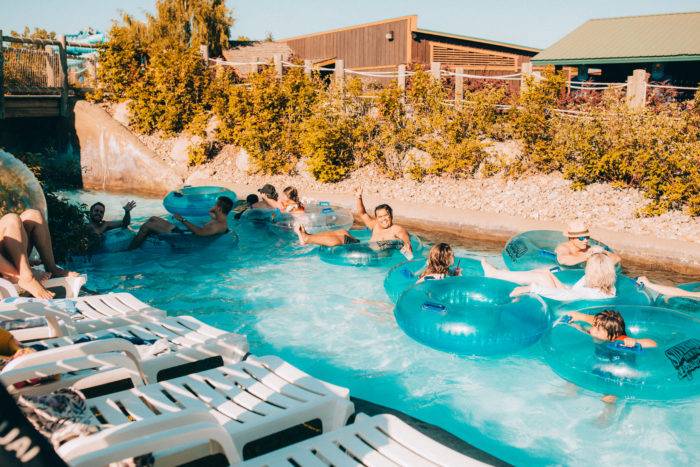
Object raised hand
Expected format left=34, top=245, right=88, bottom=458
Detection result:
left=123, top=200, right=136, bottom=212
left=354, top=186, right=363, bottom=198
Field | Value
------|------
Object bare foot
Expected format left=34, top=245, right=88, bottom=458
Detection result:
left=18, top=277, right=55, bottom=299
left=295, top=224, right=308, bottom=245
left=47, top=266, right=79, bottom=278
left=32, top=268, right=52, bottom=283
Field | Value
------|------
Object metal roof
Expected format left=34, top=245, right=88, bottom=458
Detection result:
left=532, top=11, right=700, bottom=65
left=413, top=28, right=541, bottom=54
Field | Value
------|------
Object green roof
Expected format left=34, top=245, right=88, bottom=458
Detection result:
left=414, top=28, right=541, bottom=54
left=532, top=12, right=700, bottom=65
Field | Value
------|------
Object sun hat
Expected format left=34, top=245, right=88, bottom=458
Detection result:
left=564, top=220, right=590, bottom=238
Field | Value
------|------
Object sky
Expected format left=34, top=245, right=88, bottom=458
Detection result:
left=1, top=0, right=699, bottom=49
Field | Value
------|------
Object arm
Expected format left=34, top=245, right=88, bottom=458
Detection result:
left=121, top=200, right=135, bottom=228
left=355, top=187, right=375, bottom=229
left=555, top=244, right=588, bottom=266
left=564, top=311, right=594, bottom=324
left=638, top=276, right=700, bottom=299
left=395, top=226, right=413, bottom=259
left=173, top=215, right=221, bottom=237
left=622, top=336, right=657, bottom=348
left=260, top=193, right=283, bottom=210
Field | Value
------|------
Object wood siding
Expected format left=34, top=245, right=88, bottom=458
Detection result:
left=285, top=18, right=410, bottom=69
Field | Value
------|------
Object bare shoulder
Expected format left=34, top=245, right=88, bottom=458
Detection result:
left=555, top=242, right=571, bottom=254
left=392, top=224, right=409, bottom=237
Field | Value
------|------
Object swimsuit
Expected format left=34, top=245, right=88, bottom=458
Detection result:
left=343, top=235, right=360, bottom=245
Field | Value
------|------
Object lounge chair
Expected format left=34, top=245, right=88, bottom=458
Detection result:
left=0, top=275, right=87, bottom=299
left=9, top=355, right=355, bottom=466
left=2, top=315, right=249, bottom=396
left=0, top=292, right=166, bottom=341
left=239, top=413, right=483, bottom=466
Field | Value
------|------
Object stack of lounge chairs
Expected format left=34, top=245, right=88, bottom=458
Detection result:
left=1, top=278, right=481, bottom=466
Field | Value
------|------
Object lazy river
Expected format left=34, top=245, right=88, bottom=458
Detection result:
left=62, top=189, right=700, bottom=466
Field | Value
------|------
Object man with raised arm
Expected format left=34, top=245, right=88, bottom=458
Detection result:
left=128, top=196, right=233, bottom=250
left=89, top=200, right=136, bottom=235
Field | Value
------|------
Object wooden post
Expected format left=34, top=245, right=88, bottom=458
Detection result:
left=252, top=57, right=260, bottom=74
left=199, top=44, right=209, bottom=62
left=520, top=62, right=533, bottom=93
left=430, top=61, right=441, bottom=80
left=397, top=64, right=406, bottom=91
left=44, top=45, right=56, bottom=87
left=304, top=59, right=312, bottom=77
left=454, top=66, right=464, bottom=109
left=626, top=68, right=648, bottom=110
left=0, top=30, right=5, bottom=120
left=273, top=53, right=283, bottom=79
left=58, top=35, right=69, bottom=117
left=334, top=59, right=345, bottom=89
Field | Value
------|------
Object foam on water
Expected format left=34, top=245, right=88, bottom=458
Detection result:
left=64, top=190, right=700, bottom=466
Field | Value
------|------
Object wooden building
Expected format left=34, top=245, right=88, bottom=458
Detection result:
left=224, top=15, right=539, bottom=74
left=532, top=12, right=700, bottom=87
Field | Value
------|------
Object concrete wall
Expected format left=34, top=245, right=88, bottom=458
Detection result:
left=73, top=101, right=182, bottom=195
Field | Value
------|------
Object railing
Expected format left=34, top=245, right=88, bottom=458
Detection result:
left=0, top=30, right=99, bottom=119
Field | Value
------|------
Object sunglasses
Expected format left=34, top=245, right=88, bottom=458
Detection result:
left=576, top=236, right=590, bottom=241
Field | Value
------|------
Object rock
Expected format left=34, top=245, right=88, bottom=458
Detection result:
left=112, top=101, right=131, bottom=127
left=236, top=148, right=250, bottom=172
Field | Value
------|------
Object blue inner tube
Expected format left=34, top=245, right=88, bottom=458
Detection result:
left=502, top=230, right=618, bottom=272
left=384, top=257, right=483, bottom=303
left=163, top=186, right=237, bottom=218
left=547, top=270, right=651, bottom=313
left=100, top=228, right=136, bottom=253
left=319, top=229, right=425, bottom=267
left=156, top=230, right=239, bottom=251
left=654, top=282, right=700, bottom=313
left=543, top=305, right=700, bottom=400
left=395, top=276, right=549, bottom=355
left=271, top=203, right=355, bottom=234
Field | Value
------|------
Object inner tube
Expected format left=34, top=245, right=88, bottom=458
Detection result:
left=240, top=202, right=354, bottom=234
left=383, top=257, right=483, bottom=303
left=395, top=276, right=549, bottom=355
left=100, top=228, right=136, bottom=253
left=547, top=270, right=651, bottom=312
left=156, top=230, right=239, bottom=251
left=654, top=282, right=700, bottom=313
left=543, top=305, right=700, bottom=400
left=502, top=230, right=618, bottom=272
left=163, top=186, right=237, bottom=218
left=319, top=229, right=425, bottom=267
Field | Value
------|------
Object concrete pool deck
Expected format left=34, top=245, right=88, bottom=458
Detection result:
left=203, top=181, right=700, bottom=276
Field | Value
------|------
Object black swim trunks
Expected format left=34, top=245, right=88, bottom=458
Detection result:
left=343, top=235, right=360, bottom=245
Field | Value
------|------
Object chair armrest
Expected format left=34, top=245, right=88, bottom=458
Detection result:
left=0, top=278, right=19, bottom=298
left=41, top=274, right=87, bottom=299
left=59, top=409, right=239, bottom=466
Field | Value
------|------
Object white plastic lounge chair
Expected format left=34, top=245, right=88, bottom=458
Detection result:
left=10, top=356, right=355, bottom=466
left=2, top=314, right=249, bottom=395
left=239, top=413, right=483, bottom=466
left=0, top=292, right=166, bottom=341
left=0, top=275, right=86, bottom=299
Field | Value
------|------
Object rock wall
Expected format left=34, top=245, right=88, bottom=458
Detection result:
left=73, top=101, right=182, bottom=195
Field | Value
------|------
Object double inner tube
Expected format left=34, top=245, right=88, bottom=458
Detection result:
left=394, top=276, right=550, bottom=356
left=654, top=282, right=700, bottom=313
left=383, top=257, right=483, bottom=303
left=502, top=230, right=619, bottom=272
left=240, top=202, right=354, bottom=235
left=163, top=186, right=237, bottom=218
left=543, top=305, right=700, bottom=400
left=319, top=229, right=425, bottom=267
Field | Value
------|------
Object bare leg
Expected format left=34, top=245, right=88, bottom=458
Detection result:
left=0, top=213, right=53, bottom=299
left=638, top=276, right=700, bottom=299
left=295, top=225, right=352, bottom=247
left=129, top=217, right=175, bottom=250
left=20, top=209, right=78, bottom=278
left=481, top=258, right=562, bottom=288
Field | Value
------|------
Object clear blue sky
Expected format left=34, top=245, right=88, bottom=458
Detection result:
left=1, top=0, right=699, bottom=49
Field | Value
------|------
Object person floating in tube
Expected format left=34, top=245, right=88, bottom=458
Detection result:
left=416, top=243, right=462, bottom=283
left=260, top=186, right=305, bottom=214
left=128, top=196, right=233, bottom=250
left=88, top=200, right=136, bottom=235
left=555, top=221, right=620, bottom=267
left=295, top=186, right=414, bottom=260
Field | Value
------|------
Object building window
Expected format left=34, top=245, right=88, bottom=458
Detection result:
left=431, top=44, right=517, bottom=70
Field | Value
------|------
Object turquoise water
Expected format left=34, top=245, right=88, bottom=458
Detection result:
left=63, top=190, right=699, bottom=466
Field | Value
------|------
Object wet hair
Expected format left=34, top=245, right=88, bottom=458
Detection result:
left=216, top=196, right=234, bottom=214
left=420, top=243, right=454, bottom=278
left=592, top=310, right=626, bottom=340
left=246, top=194, right=259, bottom=205
left=584, top=253, right=616, bottom=295
left=89, top=202, right=105, bottom=212
left=374, top=204, right=393, bottom=219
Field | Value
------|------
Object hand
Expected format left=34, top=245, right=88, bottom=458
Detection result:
left=400, top=245, right=413, bottom=260
left=123, top=200, right=136, bottom=212
left=636, top=276, right=650, bottom=287
left=587, top=245, right=605, bottom=256
left=453, top=267, right=462, bottom=276
left=354, top=186, right=363, bottom=199
left=174, top=214, right=184, bottom=222
left=622, top=337, right=636, bottom=348
left=510, top=285, right=530, bottom=297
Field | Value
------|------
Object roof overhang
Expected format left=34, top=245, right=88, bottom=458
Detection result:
left=414, top=28, right=541, bottom=54
left=532, top=54, right=700, bottom=66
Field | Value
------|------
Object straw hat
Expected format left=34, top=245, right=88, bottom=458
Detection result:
left=564, top=220, right=590, bottom=238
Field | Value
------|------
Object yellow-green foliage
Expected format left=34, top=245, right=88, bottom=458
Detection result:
left=128, top=44, right=210, bottom=135
left=214, top=67, right=319, bottom=174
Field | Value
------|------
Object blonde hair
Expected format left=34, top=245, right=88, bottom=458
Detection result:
left=584, top=253, right=616, bottom=295
left=420, top=243, right=455, bottom=278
